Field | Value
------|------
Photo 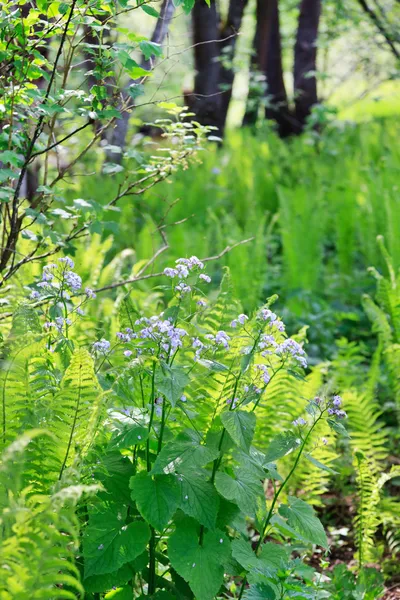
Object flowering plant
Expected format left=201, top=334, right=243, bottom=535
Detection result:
left=24, top=257, right=347, bottom=598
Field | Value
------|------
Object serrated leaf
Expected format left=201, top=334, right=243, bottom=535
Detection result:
left=84, top=563, right=134, bottom=593
left=279, top=496, right=328, bottom=549
left=130, top=471, right=180, bottom=530
left=139, top=41, right=163, bottom=60
left=83, top=504, right=150, bottom=578
left=221, top=410, right=256, bottom=451
left=155, top=363, right=189, bottom=407
left=232, top=538, right=287, bottom=580
left=263, top=431, right=300, bottom=463
left=178, top=471, right=220, bottom=529
left=244, top=583, right=277, bottom=600
left=152, top=432, right=219, bottom=475
left=168, top=518, right=230, bottom=600
left=214, top=468, right=264, bottom=517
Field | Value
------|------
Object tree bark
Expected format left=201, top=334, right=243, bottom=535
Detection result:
left=107, top=0, right=176, bottom=161
left=293, top=0, right=321, bottom=130
left=217, top=0, right=248, bottom=135
left=243, top=0, right=294, bottom=137
left=189, top=0, right=221, bottom=130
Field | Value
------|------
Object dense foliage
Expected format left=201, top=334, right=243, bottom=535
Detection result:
left=1, top=0, right=400, bottom=598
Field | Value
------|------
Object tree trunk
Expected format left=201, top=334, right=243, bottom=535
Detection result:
left=293, top=0, right=321, bottom=130
left=107, top=0, right=176, bottom=161
left=189, top=0, right=221, bottom=130
left=217, top=0, right=248, bottom=135
left=243, top=0, right=294, bottom=137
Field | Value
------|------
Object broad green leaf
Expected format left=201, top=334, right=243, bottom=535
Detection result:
left=84, top=564, right=134, bottom=593
left=95, top=452, right=136, bottom=505
left=141, top=4, right=159, bottom=17
left=327, top=418, right=350, bottom=438
left=155, top=363, right=189, bottom=407
left=244, top=583, right=277, bottom=600
left=221, top=410, right=256, bottom=451
left=279, top=496, right=328, bottom=549
left=168, top=517, right=230, bottom=600
left=263, top=431, right=300, bottom=463
left=139, top=41, right=162, bottom=61
left=130, top=471, right=180, bottom=530
left=83, top=504, right=150, bottom=578
left=151, top=432, right=219, bottom=474
left=178, top=471, right=220, bottom=529
left=214, top=468, right=264, bottom=517
left=232, top=538, right=287, bottom=579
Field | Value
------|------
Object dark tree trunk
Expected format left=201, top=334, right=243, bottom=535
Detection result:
left=217, top=0, right=248, bottom=135
left=190, top=0, right=221, bottom=130
left=264, top=0, right=294, bottom=137
left=243, top=0, right=294, bottom=137
left=189, top=0, right=247, bottom=136
left=107, top=0, right=176, bottom=161
left=19, top=2, right=49, bottom=201
left=293, top=0, right=321, bottom=130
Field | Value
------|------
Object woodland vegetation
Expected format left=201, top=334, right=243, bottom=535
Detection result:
left=0, top=1, right=400, bottom=599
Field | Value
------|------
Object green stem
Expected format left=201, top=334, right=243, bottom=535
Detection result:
left=148, top=527, right=157, bottom=595
left=237, top=413, right=323, bottom=598
left=146, top=364, right=156, bottom=473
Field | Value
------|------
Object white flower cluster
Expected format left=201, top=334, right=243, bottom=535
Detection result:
left=163, top=256, right=211, bottom=296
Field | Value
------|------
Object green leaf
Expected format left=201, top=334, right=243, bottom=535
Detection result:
left=214, top=468, right=264, bottom=517
left=327, top=418, right=350, bottom=438
left=244, top=583, right=277, bottom=600
left=0, top=151, right=23, bottom=167
left=83, top=504, right=150, bottom=578
left=84, top=563, right=134, bottom=593
left=139, top=41, right=163, bottom=61
left=168, top=517, right=230, bottom=600
left=263, top=431, right=300, bottom=463
left=173, top=0, right=195, bottom=14
left=151, top=432, right=219, bottom=474
left=178, top=471, right=220, bottom=529
left=279, top=496, right=328, bottom=549
left=232, top=538, right=287, bottom=580
left=305, top=452, right=338, bottom=474
left=221, top=410, right=256, bottom=451
left=155, top=363, right=189, bottom=407
left=141, top=4, right=160, bottom=17
left=130, top=471, right=180, bottom=530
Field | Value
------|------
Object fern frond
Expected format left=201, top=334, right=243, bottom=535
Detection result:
left=0, top=432, right=98, bottom=600
left=51, top=348, right=103, bottom=479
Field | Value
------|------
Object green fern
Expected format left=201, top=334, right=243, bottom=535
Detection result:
left=51, top=348, right=103, bottom=479
left=0, top=431, right=98, bottom=600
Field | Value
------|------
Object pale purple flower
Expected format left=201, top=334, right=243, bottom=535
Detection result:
left=332, top=395, right=342, bottom=407
left=293, top=417, right=307, bottom=426
left=238, top=314, right=248, bottom=325
left=124, top=350, right=133, bottom=358
left=59, top=257, right=74, bottom=268
left=197, top=299, right=207, bottom=307
left=30, top=290, right=40, bottom=299
left=199, top=274, right=211, bottom=283
left=180, top=394, right=187, bottom=402
left=164, top=267, right=178, bottom=278
left=215, top=330, right=230, bottom=349
left=65, top=270, right=82, bottom=291
left=85, top=287, right=96, bottom=299
left=93, top=338, right=111, bottom=353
